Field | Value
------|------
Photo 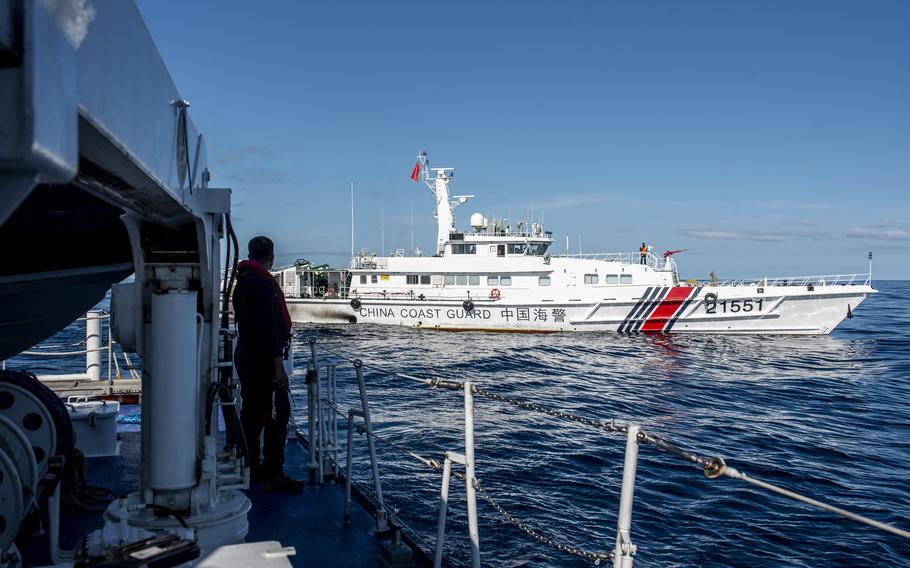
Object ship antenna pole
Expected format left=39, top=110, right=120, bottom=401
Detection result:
left=351, top=181, right=355, bottom=258
left=868, top=251, right=873, bottom=286
left=410, top=199, right=414, bottom=254
left=380, top=195, right=385, bottom=256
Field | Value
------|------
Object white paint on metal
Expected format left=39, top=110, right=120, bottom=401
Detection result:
left=85, top=310, right=102, bottom=380
left=613, top=425, right=640, bottom=568
left=147, top=290, right=198, bottom=491
left=434, top=456, right=453, bottom=568
left=354, top=360, right=389, bottom=532
left=464, top=382, right=481, bottom=568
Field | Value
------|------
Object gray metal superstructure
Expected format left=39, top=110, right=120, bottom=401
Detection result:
left=1, top=0, right=251, bottom=562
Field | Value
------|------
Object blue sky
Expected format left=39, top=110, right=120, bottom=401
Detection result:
left=137, top=1, right=909, bottom=279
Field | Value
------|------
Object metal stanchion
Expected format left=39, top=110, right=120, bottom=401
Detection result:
left=613, top=425, right=640, bottom=568
left=464, top=382, right=480, bottom=568
left=434, top=453, right=462, bottom=568
left=343, top=408, right=362, bottom=525
left=307, top=339, right=318, bottom=478
left=354, top=359, right=388, bottom=533
left=86, top=311, right=102, bottom=380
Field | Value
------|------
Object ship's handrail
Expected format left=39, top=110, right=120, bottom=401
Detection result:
left=705, top=273, right=871, bottom=287
left=5, top=310, right=141, bottom=385
left=303, top=339, right=909, bottom=566
left=562, top=251, right=668, bottom=271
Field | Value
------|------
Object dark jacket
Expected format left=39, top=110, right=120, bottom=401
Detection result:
left=233, top=265, right=289, bottom=365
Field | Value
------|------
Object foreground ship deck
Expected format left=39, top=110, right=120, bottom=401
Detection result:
left=23, top=425, right=423, bottom=567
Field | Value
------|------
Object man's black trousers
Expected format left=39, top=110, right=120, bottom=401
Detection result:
left=237, top=361, right=291, bottom=481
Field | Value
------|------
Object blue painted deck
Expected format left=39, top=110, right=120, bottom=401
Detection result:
left=38, top=417, right=424, bottom=567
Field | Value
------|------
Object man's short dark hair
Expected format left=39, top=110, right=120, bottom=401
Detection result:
left=248, top=236, right=275, bottom=262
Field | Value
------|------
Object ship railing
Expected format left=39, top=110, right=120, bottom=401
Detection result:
left=467, top=228, right=554, bottom=239
left=704, top=272, right=872, bottom=288
left=3, top=310, right=142, bottom=396
left=353, top=257, right=389, bottom=270
left=563, top=251, right=668, bottom=270
left=300, top=339, right=910, bottom=568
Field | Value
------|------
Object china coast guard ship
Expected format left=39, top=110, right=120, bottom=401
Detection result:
left=280, top=153, right=875, bottom=334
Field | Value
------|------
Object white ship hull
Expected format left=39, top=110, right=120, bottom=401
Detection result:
left=287, top=284, right=872, bottom=335
left=277, top=152, right=876, bottom=336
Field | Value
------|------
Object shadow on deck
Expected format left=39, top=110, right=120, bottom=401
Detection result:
left=29, top=426, right=430, bottom=567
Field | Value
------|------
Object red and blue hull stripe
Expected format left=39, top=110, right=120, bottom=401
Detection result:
left=618, top=286, right=701, bottom=333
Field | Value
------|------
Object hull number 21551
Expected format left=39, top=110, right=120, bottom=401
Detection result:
left=705, top=298, right=764, bottom=314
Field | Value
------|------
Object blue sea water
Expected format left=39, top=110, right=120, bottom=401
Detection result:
left=7, top=281, right=909, bottom=566
left=292, top=280, right=910, bottom=567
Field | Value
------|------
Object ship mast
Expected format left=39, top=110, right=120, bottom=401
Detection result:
left=418, top=151, right=473, bottom=255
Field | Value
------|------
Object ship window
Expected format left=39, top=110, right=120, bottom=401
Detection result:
left=431, top=275, right=443, bottom=285
left=528, top=242, right=550, bottom=256
left=606, top=274, right=618, bottom=284
left=360, top=275, right=367, bottom=284
left=507, top=244, right=527, bottom=255
left=620, top=274, right=633, bottom=284
left=497, top=245, right=506, bottom=257
left=456, top=275, right=467, bottom=285
left=406, top=275, right=419, bottom=285
left=500, top=276, right=512, bottom=286
left=584, top=274, right=599, bottom=284
left=539, top=276, right=551, bottom=286
left=489, top=245, right=496, bottom=254
left=468, top=275, right=480, bottom=285
left=420, top=275, right=431, bottom=285
left=452, top=243, right=476, bottom=254
left=371, top=275, right=378, bottom=284
left=444, top=275, right=456, bottom=285
left=487, top=276, right=499, bottom=285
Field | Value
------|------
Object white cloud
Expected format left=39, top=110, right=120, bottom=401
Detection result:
left=216, top=146, right=275, bottom=164
left=226, top=165, right=290, bottom=184
left=846, top=226, right=910, bottom=241
left=784, top=219, right=819, bottom=227
left=679, top=226, right=828, bottom=242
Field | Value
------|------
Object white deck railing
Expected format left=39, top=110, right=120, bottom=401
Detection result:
left=563, top=252, right=669, bottom=271
left=705, top=273, right=871, bottom=287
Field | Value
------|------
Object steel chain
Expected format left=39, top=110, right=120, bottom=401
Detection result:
left=315, top=340, right=910, bottom=548
left=472, top=479, right=612, bottom=565
left=343, top=412, right=613, bottom=564
left=472, top=387, right=628, bottom=436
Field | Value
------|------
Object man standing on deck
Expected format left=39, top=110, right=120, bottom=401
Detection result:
left=233, top=236, right=303, bottom=492
left=640, top=242, right=648, bottom=264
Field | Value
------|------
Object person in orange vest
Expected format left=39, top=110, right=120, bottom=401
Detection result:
left=640, top=242, right=648, bottom=264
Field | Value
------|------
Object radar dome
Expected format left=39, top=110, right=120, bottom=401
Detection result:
left=470, top=213, right=485, bottom=230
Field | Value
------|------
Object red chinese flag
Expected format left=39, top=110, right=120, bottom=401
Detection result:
left=410, top=160, right=421, bottom=182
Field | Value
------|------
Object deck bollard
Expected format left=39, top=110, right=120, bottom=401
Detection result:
left=613, top=425, right=640, bottom=568
left=463, top=382, right=481, bottom=568
left=354, top=359, right=389, bottom=533
left=86, top=310, right=103, bottom=380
